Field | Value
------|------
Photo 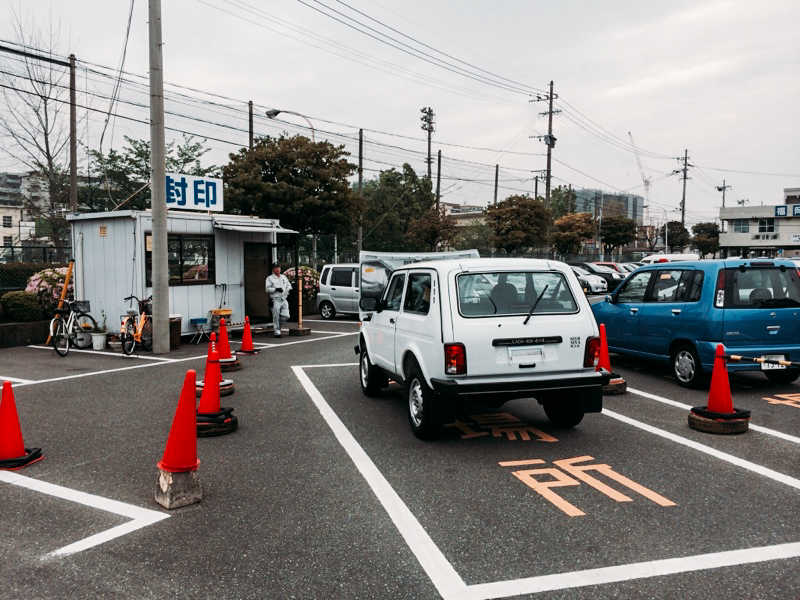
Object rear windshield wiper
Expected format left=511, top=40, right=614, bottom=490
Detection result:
left=523, top=284, right=548, bottom=325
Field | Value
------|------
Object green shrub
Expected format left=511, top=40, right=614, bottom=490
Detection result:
left=0, top=291, right=44, bottom=323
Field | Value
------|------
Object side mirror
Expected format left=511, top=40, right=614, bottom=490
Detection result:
left=360, top=297, right=378, bottom=312
left=604, top=294, right=613, bottom=303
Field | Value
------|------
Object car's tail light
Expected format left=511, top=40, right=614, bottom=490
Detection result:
left=585, top=336, right=600, bottom=368
left=445, top=343, right=467, bottom=375
left=714, top=269, right=725, bottom=307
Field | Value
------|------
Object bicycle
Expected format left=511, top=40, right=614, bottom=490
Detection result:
left=120, top=295, right=153, bottom=355
left=51, top=300, right=98, bottom=357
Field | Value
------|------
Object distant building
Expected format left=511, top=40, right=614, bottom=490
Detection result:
left=0, top=172, right=44, bottom=246
left=719, top=188, right=800, bottom=258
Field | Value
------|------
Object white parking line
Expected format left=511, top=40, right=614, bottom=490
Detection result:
left=0, top=470, right=168, bottom=557
left=0, top=375, right=34, bottom=384
left=295, top=364, right=800, bottom=600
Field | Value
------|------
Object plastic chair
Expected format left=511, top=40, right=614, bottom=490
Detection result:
left=189, top=317, right=210, bottom=344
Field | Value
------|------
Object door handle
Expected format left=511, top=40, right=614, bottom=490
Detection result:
left=767, top=325, right=780, bottom=331
left=671, top=309, right=682, bottom=315
left=389, top=318, right=395, bottom=324
left=629, top=307, right=638, bottom=314
left=330, top=287, right=336, bottom=291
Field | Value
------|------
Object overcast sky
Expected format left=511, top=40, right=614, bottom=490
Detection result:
left=1, top=0, right=798, bottom=227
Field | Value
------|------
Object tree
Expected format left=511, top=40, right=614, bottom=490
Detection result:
left=550, top=185, right=577, bottom=221
left=360, top=164, right=435, bottom=252
left=0, top=12, right=75, bottom=248
left=551, top=212, right=595, bottom=255
left=485, top=194, right=550, bottom=254
left=222, top=135, right=361, bottom=237
left=80, top=135, right=218, bottom=212
left=662, top=221, right=691, bottom=252
left=691, top=221, right=720, bottom=257
left=600, top=216, right=637, bottom=255
left=404, top=206, right=458, bottom=251
left=452, top=219, right=492, bottom=254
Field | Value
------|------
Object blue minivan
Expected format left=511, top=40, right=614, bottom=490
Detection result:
left=591, top=259, right=800, bottom=387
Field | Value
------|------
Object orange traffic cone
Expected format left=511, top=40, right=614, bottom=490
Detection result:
left=196, top=335, right=235, bottom=398
left=239, top=316, right=259, bottom=355
left=0, top=381, right=43, bottom=470
left=196, top=345, right=237, bottom=437
left=689, top=344, right=750, bottom=434
left=157, top=370, right=199, bottom=472
left=596, top=324, right=626, bottom=395
left=217, top=318, right=241, bottom=372
left=197, top=346, right=221, bottom=414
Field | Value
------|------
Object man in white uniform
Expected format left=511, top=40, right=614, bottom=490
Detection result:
left=265, top=261, right=292, bottom=338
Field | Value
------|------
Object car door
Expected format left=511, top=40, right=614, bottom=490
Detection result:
left=329, top=267, right=356, bottom=313
left=594, top=269, right=653, bottom=352
left=395, top=271, right=437, bottom=375
left=369, top=272, right=406, bottom=373
left=636, top=268, right=694, bottom=358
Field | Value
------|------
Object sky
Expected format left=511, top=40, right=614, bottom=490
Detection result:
left=1, top=0, right=798, bottom=229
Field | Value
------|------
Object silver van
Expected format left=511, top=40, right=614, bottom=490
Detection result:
left=316, top=263, right=360, bottom=319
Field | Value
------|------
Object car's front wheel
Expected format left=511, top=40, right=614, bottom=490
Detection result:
left=543, top=396, right=584, bottom=428
left=319, top=301, right=335, bottom=320
left=407, top=363, right=441, bottom=439
left=673, top=344, right=704, bottom=388
left=359, top=346, right=386, bottom=397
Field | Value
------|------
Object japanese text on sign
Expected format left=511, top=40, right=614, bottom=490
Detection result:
left=165, top=173, right=224, bottom=212
left=499, top=455, right=676, bottom=516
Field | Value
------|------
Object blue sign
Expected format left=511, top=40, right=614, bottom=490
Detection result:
left=775, top=205, right=788, bottom=217
left=794, top=205, right=800, bottom=217
left=165, top=173, right=224, bottom=212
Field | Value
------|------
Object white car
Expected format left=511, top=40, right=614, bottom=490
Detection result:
left=355, top=252, right=610, bottom=439
left=570, top=265, right=607, bottom=294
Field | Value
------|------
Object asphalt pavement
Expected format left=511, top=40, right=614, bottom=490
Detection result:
left=1, top=314, right=799, bottom=599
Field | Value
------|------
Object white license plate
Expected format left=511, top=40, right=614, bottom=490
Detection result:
left=761, top=355, right=786, bottom=370
left=508, top=346, right=544, bottom=364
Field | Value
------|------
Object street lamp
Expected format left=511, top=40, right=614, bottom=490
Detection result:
left=265, top=109, right=315, bottom=142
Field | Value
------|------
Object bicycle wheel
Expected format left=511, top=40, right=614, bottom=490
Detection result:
left=122, top=319, right=136, bottom=355
left=53, top=319, right=70, bottom=357
left=73, top=314, right=98, bottom=349
left=141, top=318, right=153, bottom=351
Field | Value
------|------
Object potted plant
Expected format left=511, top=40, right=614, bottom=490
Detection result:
left=91, top=311, right=108, bottom=350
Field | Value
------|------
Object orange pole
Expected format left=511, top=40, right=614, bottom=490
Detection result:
left=45, top=259, right=74, bottom=345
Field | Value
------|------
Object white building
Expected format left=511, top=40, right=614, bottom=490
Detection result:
left=719, top=188, right=800, bottom=258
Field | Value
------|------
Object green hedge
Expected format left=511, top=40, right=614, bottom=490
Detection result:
left=0, top=291, right=43, bottom=323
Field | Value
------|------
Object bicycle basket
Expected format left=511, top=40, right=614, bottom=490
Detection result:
left=74, top=300, right=91, bottom=313
left=140, top=298, right=153, bottom=315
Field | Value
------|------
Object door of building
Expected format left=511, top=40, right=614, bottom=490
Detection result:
left=244, top=242, right=274, bottom=323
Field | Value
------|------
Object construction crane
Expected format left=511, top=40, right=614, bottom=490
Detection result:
left=628, top=131, right=651, bottom=225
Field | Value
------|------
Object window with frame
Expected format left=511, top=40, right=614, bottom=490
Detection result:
left=2, top=216, right=11, bottom=228
left=384, top=274, right=406, bottom=311
left=145, top=234, right=215, bottom=286
left=758, top=218, right=775, bottom=233
left=330, top=268, right=354, bottom=287
left=403, top=273, right=432, bottom=315
left=732, top=219, right=749, bottom=233
left=3, top=236, right=11, bottom=247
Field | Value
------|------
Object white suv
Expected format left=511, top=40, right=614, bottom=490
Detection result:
left=355, top=252, right=610, bottom=439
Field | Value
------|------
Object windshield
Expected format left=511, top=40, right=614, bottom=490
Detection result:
left=591, top=264, right=615, bottom=273
left=457, top=271, right=578, bottom=316
left=572, top=266, right=589, bottom=276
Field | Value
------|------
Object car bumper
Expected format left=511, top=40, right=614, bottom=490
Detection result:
left=696, top=341, right=800, bottom=372
left=430, top=369, right=612, bottom=396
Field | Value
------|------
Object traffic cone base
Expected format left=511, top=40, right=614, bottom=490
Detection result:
left=196, top=380, right=235, bottom=397
left=197, top=407, right=238, bottom=437
left=0, top=448, right=43, bottom=470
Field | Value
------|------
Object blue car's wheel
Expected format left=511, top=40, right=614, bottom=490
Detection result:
left=673, top=344, right=704, bottom=388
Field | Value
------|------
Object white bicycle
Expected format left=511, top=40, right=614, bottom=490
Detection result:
left=50, top=300, right=98, bottom=357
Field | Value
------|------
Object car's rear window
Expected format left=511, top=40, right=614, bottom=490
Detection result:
left=457, top=271, right=578, bottom=316
left=724, top=267, right=800, bottom=308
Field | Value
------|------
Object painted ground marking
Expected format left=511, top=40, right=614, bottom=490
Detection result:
left=0, top=470, right=168, bottom=557
left=296, top=364, right=800, bottom=599
left=445, top=412, right=557, bottom=442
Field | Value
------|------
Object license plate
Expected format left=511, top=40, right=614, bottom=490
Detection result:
left=761, top=355, right=786, bottom=370
left=508, top=346, right=543, bottom=364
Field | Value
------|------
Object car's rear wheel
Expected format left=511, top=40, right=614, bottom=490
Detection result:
left=407, top=363, right=441, bottom=439
left=673, top=344, right=704, bottom=388
left=543, top=396, right=584, bottom=428
left=764, top=368, right=800, bottom=384
left=319, top=301, right=335, bottom=320
left=359, top=345, right=386, bottom=397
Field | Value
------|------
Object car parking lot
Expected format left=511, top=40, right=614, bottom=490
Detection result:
left=2, top=317, right=800, bottom=599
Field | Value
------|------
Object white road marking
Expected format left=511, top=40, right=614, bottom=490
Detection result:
left=0, top=470, right=168, bottom=557
left=627, top=387, right=800, bottom=445
left=0, top=375, right=34, bottom=384
left=295, top=364, right=800, bottom=600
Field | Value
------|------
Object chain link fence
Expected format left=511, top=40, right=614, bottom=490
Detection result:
left=0, top=246, right=71, bottom=295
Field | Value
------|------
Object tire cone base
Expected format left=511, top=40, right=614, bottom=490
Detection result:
left=688, top=408, right=749, bottom=434
left=0, top=447, right=43, bottom=470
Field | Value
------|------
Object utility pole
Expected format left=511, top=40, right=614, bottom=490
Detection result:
left=435, top=149, right=441, bottom=210
left=420, top=107, right=435, bottom=179
left=679, top=149, right=691, bottom=225
left=69, top=54, right=77, bottom=213
left=357, top=128, right=363, bottom=253
left=716, top=180, right=730, bottom=208
left=493, top=164, right=498, bottom=205
left=149, top=0, right=169, bottom=354
left=248, top=101, right=253, bottom=150
left=530, top=82, right=559, bottom=211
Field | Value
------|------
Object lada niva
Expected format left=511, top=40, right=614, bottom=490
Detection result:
left=355, top=251, right=611, bottom=439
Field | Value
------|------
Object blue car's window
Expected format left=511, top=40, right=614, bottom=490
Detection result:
left=727, top=267, right=800, bottom=308
left=677, top=271, right=704, bottom=302
left=616, top=271, right=651, bottom=302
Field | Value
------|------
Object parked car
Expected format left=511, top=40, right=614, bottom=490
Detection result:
left=570, top=266, right=607, bottom=294
left=640, top=253, right=700, bottom=264
left=621, top=262, right=642, bottom=272
left=316, top=263, right=360, bottom=319
left=591, top=258, right=800, bottom=388
left=568, top=261, right=625, bottom=292
left=356, top=252, right=610, bottom=438
left=594, top=261, right=627, bottom=273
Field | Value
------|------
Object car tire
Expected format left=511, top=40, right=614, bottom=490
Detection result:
left=673, top=344, right=705, bottom=388
left=319, top=301, right=335, bottom=320
left=359, top=345, right=386, bottom=397
left=543, top=396, right=584, bottom=428
left=407, top=362, right=441, bottom=440
left=764, top=368, right=800, bottom=384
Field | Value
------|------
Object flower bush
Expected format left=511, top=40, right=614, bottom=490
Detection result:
left=25, top=267, right=73, bottom=314
left=284, top=266, right=320, bottom=303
